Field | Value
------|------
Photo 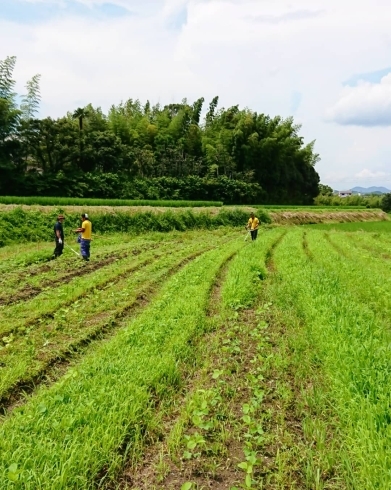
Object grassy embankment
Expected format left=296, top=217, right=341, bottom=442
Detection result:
left=0, top=197, right=223, bottom=207
left=0, top=202, right=388, bottom=248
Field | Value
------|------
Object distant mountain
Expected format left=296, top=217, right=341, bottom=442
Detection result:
left=351, top=186, right=390, bottom=194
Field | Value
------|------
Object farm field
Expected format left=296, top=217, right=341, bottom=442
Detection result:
left=1, top=223, right=391, bottom=489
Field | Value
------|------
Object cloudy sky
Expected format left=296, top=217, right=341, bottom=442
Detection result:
left=1, top=0, right=391, bottom=189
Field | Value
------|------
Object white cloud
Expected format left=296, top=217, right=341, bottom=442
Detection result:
left=2, top=0, right=391, bottom=187
left=355, top=169, right=389, bottom=179
left=326, top=74, right=391, bottom=126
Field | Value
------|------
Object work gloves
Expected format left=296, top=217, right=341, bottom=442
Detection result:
left=58, top=238, right=63, bottom=244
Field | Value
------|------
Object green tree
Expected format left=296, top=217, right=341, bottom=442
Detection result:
left=72, top=107, right=89, bottom=170
left=318, top=183, right=334, bottom=196
left=20, top=74, right=41, bottom=121
left=0, top=56, right=22, bottom=192
left=381, top=193, right=391, bottom=213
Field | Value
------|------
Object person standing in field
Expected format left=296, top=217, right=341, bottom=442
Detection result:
left=52, top=214, right=65, bottom=259
left=74, top=213, right=92, bottom=261
left=246, top=212, right=259, bottom=241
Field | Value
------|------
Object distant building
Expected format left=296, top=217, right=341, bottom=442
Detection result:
left=338, top=190, right=352, bottom=198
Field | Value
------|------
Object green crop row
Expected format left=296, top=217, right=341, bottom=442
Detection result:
left=0, top=196, right=223, bottom=207
left=269, top=229, right=391, bottom=488
left=0, top=238, right=246, bottom=488
left=0, top=230, right=238, bottom=339
left=0, top=231, right=185, bottom=274
left=0, top=235, right=219, bottom=405
left=304, top=221, right=391, bottom=232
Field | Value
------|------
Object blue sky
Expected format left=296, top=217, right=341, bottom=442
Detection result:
left=1, top=0, right=391, bottom=189
left=344, top=67, right=391, bottom=87
left=0, top=0, right=132, bottom=23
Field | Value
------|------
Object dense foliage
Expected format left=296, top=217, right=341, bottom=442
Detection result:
left=381, top=193, right=391, bottom=213
left=314, top=193, right=383, bottom=208
left=0, top=56, right=320, bottom=204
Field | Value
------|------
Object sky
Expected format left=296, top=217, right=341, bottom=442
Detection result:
left=1, top=0, right=391, bottom=190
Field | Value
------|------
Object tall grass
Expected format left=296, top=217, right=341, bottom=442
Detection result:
left=0, top=208, right=248, bottom=247
left=0, top=196, right=223, bottom=207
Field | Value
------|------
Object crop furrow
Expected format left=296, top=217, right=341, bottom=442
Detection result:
left=108, top=230, right=278, bottom=489
left=0, top=244, right=160, bottom=307
left=347, top=236, right=391, bottom=260
left=0, top=246, right=211, bottom=417
left=0, top=244, right=185, bottom=341
left=265, top=230, right=288, bottom=271
left=0, top=234, right=238, bottom=339
left=323, top=232, right=349, bottom=258
left=302, top=231, right=314, bottom=261
left=0, top=240, right=244, bottom=489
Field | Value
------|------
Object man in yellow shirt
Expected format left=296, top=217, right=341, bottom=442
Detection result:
left=246, top=212, right=259, bottom=241
left=74, top=213, right=92, bottom=261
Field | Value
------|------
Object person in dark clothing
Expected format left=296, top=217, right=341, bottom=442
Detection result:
left=53, top=214, right=65, bottom=259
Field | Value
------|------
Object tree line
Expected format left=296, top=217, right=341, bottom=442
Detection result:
left=0, top=56, right=321, bottom=204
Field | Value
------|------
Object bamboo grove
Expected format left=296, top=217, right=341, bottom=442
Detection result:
left=1, top=56, right=320, bottom=203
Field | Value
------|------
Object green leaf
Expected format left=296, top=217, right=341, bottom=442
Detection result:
left=245, top=474, right=252, bottom=488
left=7, top=472, right=18, bottom=482
left=38, top=403, right=47, bottom=414
left=242, top=404, right=250, bottom=414
left=192, top=415, right=203, bottom=427
left=247, top=454, right=257, bottom=465
left=242, top=415, right=251, bottom=424
left=238, top=462, right=248, bottom=470
left=181, top=483, right=193, bottom=490
left=7, top=463, right=19, bottom=482
left=212, top=369, right=224, bottom=379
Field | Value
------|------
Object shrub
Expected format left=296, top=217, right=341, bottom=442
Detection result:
left=257, top=208, right=272, bottom=224
left=381, top=193, right=391, bottom=213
